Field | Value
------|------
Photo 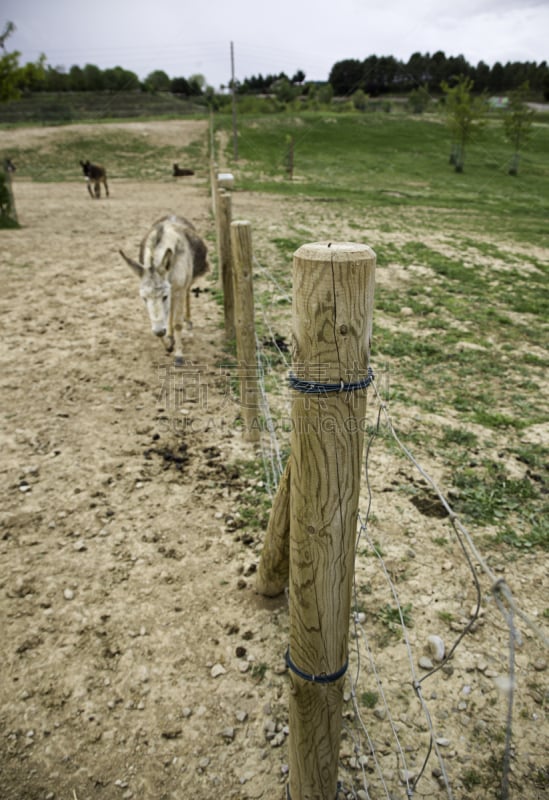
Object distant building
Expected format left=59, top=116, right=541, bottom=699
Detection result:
left=489, top=96, right=509, bottom=109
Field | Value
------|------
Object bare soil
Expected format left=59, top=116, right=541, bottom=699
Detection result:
left=0, top=121, right=547, bottom=800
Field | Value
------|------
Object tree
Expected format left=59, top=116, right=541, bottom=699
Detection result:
left=69, top=64, right=85, bottom=91
left=82, top=63, right=104, bottom=91
left=504, top=82, right=535, bottom=175
left=441, top=75, right=486, bottom=172
left=408, top=84, right=431, bottom=113
left=328, top=59, right=363, bottom=95
left=102, top=66, right=139, bottom=92
left=171, top=76, right=191, bottom=95
left=351, top=88, right=368, bottom=111
left=43, top=65, right=69, bottom=92
left=272, top=75, right=299, bottom=103
left=188, top=74, right=206, bottom=95
left=0, top=21, right=45, bottom=101
left=144, top=69, right=170, bottom=93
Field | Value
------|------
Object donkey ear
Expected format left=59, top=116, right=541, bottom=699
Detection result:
left=159, top=248, right=173, bottom=273
left=119, top=249, right=144, bottom=278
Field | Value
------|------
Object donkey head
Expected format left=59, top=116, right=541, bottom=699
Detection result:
left=120, top=249, right=172, bottom=338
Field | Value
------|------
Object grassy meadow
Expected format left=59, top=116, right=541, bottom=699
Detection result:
left=212, top=108, right=549, bottom=553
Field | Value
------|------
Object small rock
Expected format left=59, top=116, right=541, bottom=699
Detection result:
left=427, top=635, right=445, bottom=662
left=494, top=675, right=513, bottom=694
left=63, top=588, right=74, bottom=601
left=182, top=707, right=192, bottom=718
left=374, top=707, right=387, bottom=721
left=210, top=663, right=226, bottom=678
left=235, top=710, right=248, bottom=723
left=418, top=656, right=434, bottom=670
left=270, top=731, right=285, bottom=748
left=198, top=757, right=210, bottom=770
left=435, top=737, right=451, bottom=747
left=221, top=727, right=235, bottom=741
left=161, top=728, right=182, bottom=740
left=533, top=658, right=547, bottom=672
left=73, top=540, right=87, bottom=551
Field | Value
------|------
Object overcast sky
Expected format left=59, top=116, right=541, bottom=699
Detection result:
left=3, top=0, right=548, bottom=88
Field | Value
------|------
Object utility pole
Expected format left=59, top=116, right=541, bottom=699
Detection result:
left=230, top=41, right=238, bottom=161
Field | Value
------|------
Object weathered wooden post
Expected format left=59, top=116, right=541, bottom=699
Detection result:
left=230, top=220, right=259, bottom=442
left=256, top=459, right=290, bottom=596
left=217, top=188, right=235, bottom=341
left=287, top=241, right=375, bottom=800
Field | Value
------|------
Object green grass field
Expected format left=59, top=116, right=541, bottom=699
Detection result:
left=212, top=109, right=549, bottom=551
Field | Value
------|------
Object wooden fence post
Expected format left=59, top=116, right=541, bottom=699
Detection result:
left=217, top=189, right=235, bottom=341
left=256, top=459, right=290, bottom=595
left=287, top=241, right=376, bottom=800
left=230, top=220, right=259, bottom=442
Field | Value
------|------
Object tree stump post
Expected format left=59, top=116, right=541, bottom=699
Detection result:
left=287, top=241, right=376, bottom=800
left=230, top=220, right=259, bottom=442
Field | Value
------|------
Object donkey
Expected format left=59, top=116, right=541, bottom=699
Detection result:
left=80, top=160, right=109, bottom=198
left=119, top=215, right=209, bottom=366
left=173, top=163, right=195, bottom=177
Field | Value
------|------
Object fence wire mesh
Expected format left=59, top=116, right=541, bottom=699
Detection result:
left=250, top=254, right=547, bottom=799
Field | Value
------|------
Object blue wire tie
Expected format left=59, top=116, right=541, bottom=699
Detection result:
left=288, top=366, right=374, bottom=395
left=285, top=647, right=348, bottom=684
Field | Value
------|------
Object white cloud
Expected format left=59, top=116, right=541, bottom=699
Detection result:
left=2, top=0, right=548, bottom=87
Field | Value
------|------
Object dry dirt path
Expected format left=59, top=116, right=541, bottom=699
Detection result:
left=0, top=175, right=290, bottom=800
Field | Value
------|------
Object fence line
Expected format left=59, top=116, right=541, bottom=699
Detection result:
left=208, top=160, right=547, bottom=800
left=252, top=299, right=546, bottom=800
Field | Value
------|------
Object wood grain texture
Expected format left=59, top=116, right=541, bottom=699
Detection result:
left=218, top=189, right=235, bottom=340
left=230, top=220, right=259, bottom=442
left=256, top=459, right=290, bottom=596
left=288, top=242, right=376, bottom=799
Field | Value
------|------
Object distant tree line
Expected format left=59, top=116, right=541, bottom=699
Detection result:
left=2, top=17, right=548, bottom=103
left=23, top=64, right=207, bottom=97
left=328, top=52, right=549, bottom=98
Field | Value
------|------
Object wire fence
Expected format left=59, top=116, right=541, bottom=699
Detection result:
left=248, top=247, right=548, bottom=800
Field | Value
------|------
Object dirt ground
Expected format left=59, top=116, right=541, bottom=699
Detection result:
left=0, top=120, right=547, bottom=800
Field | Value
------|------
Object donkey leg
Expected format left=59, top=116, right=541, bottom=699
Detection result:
left=170, top=289, right=186, bottom=367
left=185, top=289, right=193, bottom=331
